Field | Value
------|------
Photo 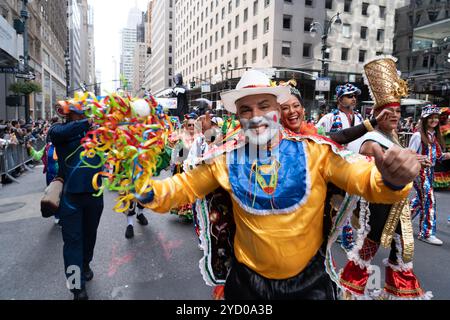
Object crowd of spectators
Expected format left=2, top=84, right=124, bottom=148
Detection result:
left=0, top=117, right=59, bottom=183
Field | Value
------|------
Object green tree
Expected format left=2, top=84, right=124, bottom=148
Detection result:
left=9, top=81, right=42, bottom=95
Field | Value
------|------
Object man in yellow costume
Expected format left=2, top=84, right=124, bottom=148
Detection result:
left=136, top=70, right=420, bottom=300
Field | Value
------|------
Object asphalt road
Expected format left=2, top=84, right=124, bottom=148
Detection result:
left=0, top=165, right=449, bottom=300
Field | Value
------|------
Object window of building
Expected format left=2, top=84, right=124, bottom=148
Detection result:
left=377, top=29, right=384, bottom=42
left=236, top=0, right=240, bottom=7
left=304, top=17, right=313, bottom=32
left=263, top=17, right=269, bottom=33
left=341, top=48, right=349, bottom=61
left=234, top=56, right=239, bottom=67
left=253, top=0, right=258, bottom=16
left=264, top=0, right=270, bottom=7
left=325, top=0, right=332, bottom=9
left=227, top=40, right=231, bottom=53
left=243, top=53, right=247, bottom=65
left=362, top=2, right=369, bottom=16
left=359, top=50, right=366, bottom=63
left=343, top=24, right=351, bottom=38
left=235, top=15, right=239, bottom=28
left=283, top=15, right=292, bottom=30
left=379, top=6, right=386, bottom=19
left=221, top=45, right=224, bottom=56
left=263, top=42, right=268, bottom=58
left=252, top=48, right=257, bottom=62
left=244, top=8, right=248, bottom=22
left=344, top=0, right=352, bottom=13
left=253, top=24, right=258, bottom=39
left=305, top=0, right=313, bottom=7
left=228, top=21, right=232, bottom=33
left=235, top=36, right=239, bottom=49
left=282, top=41, right=291, bottom=56
left=303, top=43, right=311, bottom=57
left=360, top=26, right=367, bottom=39
left=243, top=30, right=248, bottom=44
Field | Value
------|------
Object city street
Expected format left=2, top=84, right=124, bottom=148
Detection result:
left=1, top=165, right=450, bottom=300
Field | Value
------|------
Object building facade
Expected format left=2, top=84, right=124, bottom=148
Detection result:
left=394, top=0, right=450, bottom=105
left=143, top=1, right=153, bottom=92
left=133, top=42, right=147, bottom=96
left=150, top=0, right=174, bottom=95
left=174, top=0, right=407, bottom=112
left=0, top=0, right=45, bottom=121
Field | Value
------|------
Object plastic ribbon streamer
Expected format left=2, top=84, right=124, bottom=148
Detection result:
left=76, top=92, right=173, bottom=213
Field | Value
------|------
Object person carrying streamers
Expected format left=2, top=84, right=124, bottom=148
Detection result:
left=315, top=83, right=365, bottom=251
left=79, top=94, right=171, bottom=239
left=49, top=92, right=103, bottom=300
left=340, top=56, right=431, bottom=300
left=409, top=105, right=450, bottom=245
left=134, top=69, right=420, bottom=300
left=433, top=107, right=450, bottom=190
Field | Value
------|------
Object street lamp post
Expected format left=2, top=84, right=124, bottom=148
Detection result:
left=20, top=0, right=31, bottom=123
left=310, top=12, right=342, bottom=78
left=64, top=51, right=70, bottom=97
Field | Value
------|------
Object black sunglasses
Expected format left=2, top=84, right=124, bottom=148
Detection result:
left=345, top=94, right=357, bottom=99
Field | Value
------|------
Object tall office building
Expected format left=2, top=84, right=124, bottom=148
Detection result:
left=150, top=0, right=174, bottom=95
left=174, top=0, right=407, bottom=108
left=120, top=7, right=142, bottom=93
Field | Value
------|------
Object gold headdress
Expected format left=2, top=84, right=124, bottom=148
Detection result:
left=363, top=56, right=409, bottom=110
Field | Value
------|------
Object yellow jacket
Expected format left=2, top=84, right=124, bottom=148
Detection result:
left=145, top=138, right=411, bottom=279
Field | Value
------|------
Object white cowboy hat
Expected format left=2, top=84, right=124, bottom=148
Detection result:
left=220, top=70, right=291, bottom=113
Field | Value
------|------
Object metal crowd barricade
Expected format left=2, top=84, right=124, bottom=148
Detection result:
left=398, top=132, right=413, bottom=149
left=0, top=137, right=46, bottom=184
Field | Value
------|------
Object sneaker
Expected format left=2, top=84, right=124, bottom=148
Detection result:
left=136, top=213, right=148, bottom=226
left=125, top=225, right=134, bottom=239
left=73, top=287, right=89, bottom=300
left=418, top=235, right=443, bottom=246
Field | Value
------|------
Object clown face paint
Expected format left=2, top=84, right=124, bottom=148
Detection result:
left=240, top=111, right=281, bottom=146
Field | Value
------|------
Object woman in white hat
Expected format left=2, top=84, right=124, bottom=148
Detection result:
left=409, top=105, right=450, bottom=246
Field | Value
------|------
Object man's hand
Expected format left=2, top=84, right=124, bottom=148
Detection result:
left=372, top=144, right=420, bottom=188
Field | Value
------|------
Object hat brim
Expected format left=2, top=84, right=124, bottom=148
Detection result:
left=339, top=89, right=362, bottom=98
left=220, top=87, right=291, bottom=113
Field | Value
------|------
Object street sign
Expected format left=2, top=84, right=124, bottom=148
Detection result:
left=315, top=78, right=331, bottom=92
left=201, top=83, right=211, bottom=93
left=15, top=72, right=35, bottom=80
left=0, top=67, right=19, bottom=74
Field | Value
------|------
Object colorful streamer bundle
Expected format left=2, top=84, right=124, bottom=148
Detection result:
left=78, top=92, right=173, bottom=213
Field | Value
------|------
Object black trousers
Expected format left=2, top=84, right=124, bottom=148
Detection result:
left=59, top=192, right=103, bottom=290
left=224, top=250, right=337, bottom=300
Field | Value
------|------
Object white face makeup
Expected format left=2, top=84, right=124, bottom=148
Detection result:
left=240, top=110, right=281, bottom=146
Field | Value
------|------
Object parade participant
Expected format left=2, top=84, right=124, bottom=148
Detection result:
left=341, top=56, right=430, bottom=299
left=124, top=202, right=148, bottom=239
left=316, top=84, right=365, bottom=250
left=433, top=108, right=450, bottom=190
left=409, top=105, right=450, bottom=246
left=279, top=81, right=393, bottom=246
left=49, top=95, right=104, bottom=300
left=169, top=113, right=199, bottom=222
left=136, top=69, right=420, bottom=300
left=280, top=81, right=391, bottom=144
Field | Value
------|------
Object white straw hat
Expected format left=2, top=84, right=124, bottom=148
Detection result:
left=220, top=70, right=291, bottom=113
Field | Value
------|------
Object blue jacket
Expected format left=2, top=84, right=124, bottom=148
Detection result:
left=49, top=119, right=102, bottom=194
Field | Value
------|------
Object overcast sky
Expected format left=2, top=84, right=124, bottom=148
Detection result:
left=91, top=0, right=149, bottom=93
